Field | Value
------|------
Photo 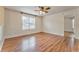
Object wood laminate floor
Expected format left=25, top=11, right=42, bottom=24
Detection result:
left=1, top=32, right=79, bottom=52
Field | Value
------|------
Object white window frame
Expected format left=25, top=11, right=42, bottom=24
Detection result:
left=22, top=14, right=36, bottom=30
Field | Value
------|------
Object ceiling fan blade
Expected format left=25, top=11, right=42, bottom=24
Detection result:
left=45, top=11, right=48, bottom=13
left=46, top=7, right=50, bottom=10
left=39, top=6, right=44, bottom=9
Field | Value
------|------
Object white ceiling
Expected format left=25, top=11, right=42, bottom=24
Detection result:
left=5, top=6, right=78, bottom=16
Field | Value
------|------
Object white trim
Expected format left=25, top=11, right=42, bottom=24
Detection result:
left=43, top=31, right=64, bottom=36
left=5, top=31, right=64, bottom=39
left=5, top=31, right=42, bottom=39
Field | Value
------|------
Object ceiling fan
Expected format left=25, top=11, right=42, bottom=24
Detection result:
left=35, top=6, right=51, bottom=15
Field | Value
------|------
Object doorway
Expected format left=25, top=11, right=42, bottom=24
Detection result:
left=64, top=16, right=75, bottom=37
left=64, top=16, right=75, bottom=51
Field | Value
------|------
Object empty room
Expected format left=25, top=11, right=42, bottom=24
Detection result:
left=0, top=6, right=79, bottom=52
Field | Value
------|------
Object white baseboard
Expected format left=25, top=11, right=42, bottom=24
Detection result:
left=5, top=31, right=64, bottom=39
left=5, top=31, right=42, bottom=39
left=43, top=31, right=64, bottom=36
left=0, top=38, right=5, bottom=51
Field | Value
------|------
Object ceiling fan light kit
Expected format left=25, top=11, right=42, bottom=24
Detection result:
left=35, top=6, right=51, bottom=15
left=39, top=11, right=45, bottom=15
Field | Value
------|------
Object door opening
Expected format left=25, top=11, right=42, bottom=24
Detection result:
left=64, top=16, right=75, bottom=51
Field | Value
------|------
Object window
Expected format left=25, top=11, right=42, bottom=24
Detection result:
left=22, top=15, right=35, bottom=30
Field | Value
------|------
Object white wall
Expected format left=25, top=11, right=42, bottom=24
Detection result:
left=0, top=7, right=5, bottom=51
left=42, top=8, right=79, bottom=37
left=43, top=13, right=64, bottom=36
left=4, top=9, right=42, bottom=38
left=4, top=8, right=79, bottom=39
left=63, top=8, right=79, bottom=39
left=74, top=8, right=79, bottom=39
